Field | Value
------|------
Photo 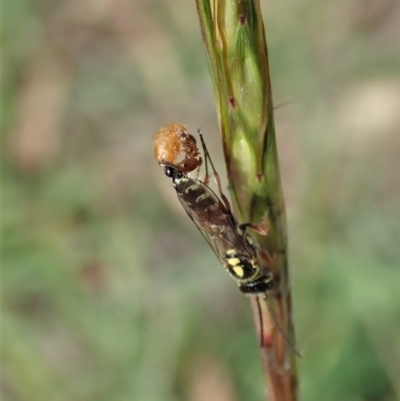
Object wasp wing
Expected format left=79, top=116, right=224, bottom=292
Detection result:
left=173, top=177, right=251, bottom=266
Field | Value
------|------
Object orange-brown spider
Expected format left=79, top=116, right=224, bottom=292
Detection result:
left=153, top=123, right=202, bottom=176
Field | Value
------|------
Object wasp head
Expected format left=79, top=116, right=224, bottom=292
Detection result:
left=161, top=163, right=183, bottom=180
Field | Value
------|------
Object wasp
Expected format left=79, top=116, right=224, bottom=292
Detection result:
left=154, top=124, right=300, bottom=355
left=163, top=163, right=274, bottom=294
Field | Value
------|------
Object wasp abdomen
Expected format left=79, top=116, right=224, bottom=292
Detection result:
left=225, top=249, right=259, bottom=281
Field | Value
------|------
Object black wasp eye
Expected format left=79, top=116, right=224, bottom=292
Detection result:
left=164, top=166, right=174, bottom=177
left=164, top=165, right=182, bottom=179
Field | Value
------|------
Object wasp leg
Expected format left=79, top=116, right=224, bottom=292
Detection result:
left=258, top=249, right=276, bottom=266
left=238, top=219, right=270, bottom=236
left=194, top=155, right=202, bottom=179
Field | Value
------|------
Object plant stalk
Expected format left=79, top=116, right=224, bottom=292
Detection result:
left=195, top=1, right=299, bottom=399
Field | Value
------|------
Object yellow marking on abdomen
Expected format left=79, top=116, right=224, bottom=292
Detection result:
left=195, top=193, right=209, bottom=203
left=232, top=266, right=245, bottom=278
left=185, top=183, right=200, bottom=193
left=227, top=257, right=241, bottom=266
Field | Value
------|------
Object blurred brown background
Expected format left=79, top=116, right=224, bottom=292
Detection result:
left=2, top=0, right=399, bottom=400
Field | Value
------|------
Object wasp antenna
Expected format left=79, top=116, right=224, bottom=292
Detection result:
left=198, top=132, right=217, bottom=177
left=263, top=295, right=302, bottom=358
left=198, top=132, right=231, bottom=211
left=198, top=132, right=211, bottom=185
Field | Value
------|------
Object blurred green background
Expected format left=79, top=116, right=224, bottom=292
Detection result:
left=2, top=0, right=399, bottom=400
